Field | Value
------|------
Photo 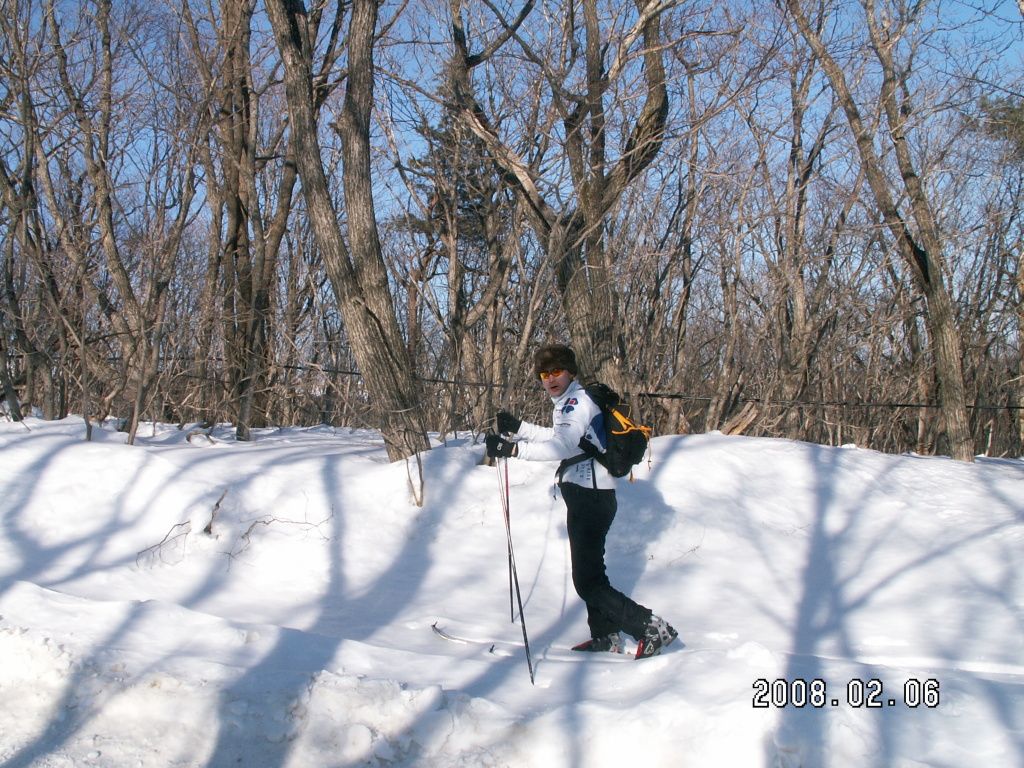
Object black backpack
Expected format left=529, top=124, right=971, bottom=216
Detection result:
left=559, top=383, right=652, bottom=480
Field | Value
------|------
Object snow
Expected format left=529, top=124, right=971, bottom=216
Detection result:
left=0, top=416, right=1022, bottom=767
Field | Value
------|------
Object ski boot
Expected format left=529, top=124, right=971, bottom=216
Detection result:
left=635, top=616, right=678, bottom=659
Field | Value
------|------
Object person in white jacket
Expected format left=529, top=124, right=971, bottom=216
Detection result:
left=485, top=344, right=677, bottom=659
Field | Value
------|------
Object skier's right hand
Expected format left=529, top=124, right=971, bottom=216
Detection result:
left=485, top=434, right=517, bottom=458
left=496, top=411, right=521, bottom=435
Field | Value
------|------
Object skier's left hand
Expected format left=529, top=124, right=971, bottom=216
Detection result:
left=496, top=411, right=521, bottom=435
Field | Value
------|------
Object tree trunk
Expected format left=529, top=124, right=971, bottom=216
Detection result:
left=448, top=0, right=670, bottom=391
left=267, top=0, right=429, bottom=461
left=786, top=0, right=975, bottom=461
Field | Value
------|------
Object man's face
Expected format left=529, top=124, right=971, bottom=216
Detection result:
left=540, top=367, right=573, bottom=398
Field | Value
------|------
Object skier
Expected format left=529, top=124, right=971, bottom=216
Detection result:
left=485, top=344, right=678, bottom=659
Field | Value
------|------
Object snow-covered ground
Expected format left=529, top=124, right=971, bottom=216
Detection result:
left=0, top=415, right=1022, bottom=767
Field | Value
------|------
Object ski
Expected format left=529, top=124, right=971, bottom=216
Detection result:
left=431, top=621, right=637, bottom=662
left=432, top=622, right=514, bottom=653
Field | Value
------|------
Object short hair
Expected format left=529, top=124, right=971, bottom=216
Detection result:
left=533, top=344, right=578, bottom=379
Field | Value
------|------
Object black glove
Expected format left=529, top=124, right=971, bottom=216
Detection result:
left=496, top=411, right=522, bottom=435
left=485, top=434, right=517, bottom=458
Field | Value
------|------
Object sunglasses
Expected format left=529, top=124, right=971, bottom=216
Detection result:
left=539, top=368, right=567, bottom=380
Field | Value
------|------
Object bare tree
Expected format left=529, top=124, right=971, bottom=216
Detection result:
left=178, top=0, right=301, bottom=439
left=1, top=0, right=1020, bottom=459
left=444, top=0, right=681, bottom=389
left=972, top=95, right=1024, bottom=448
left=0, top=0, right=203, bottom=439
left=785, top=0, right=975, bottom=460
left=266, top=0, right=429, bottom=461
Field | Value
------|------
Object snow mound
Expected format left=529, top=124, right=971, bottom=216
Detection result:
left=0, top=418, right=1022, bottom=766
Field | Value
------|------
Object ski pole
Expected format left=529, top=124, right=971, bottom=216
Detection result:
left=497, top=455, right=534, bottom=685
left=504, top=467, right=515, bottom=622
left=489, top=429, right=516, bottom=622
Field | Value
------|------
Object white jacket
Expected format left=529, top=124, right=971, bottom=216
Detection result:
left=513, top=379, right=615, bottom=490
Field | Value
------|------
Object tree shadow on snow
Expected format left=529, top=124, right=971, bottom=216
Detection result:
left=764, top=446, right=1024, bottom=768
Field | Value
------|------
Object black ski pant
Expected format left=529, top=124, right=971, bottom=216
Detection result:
left=561, top=482, right=652, bottom=641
